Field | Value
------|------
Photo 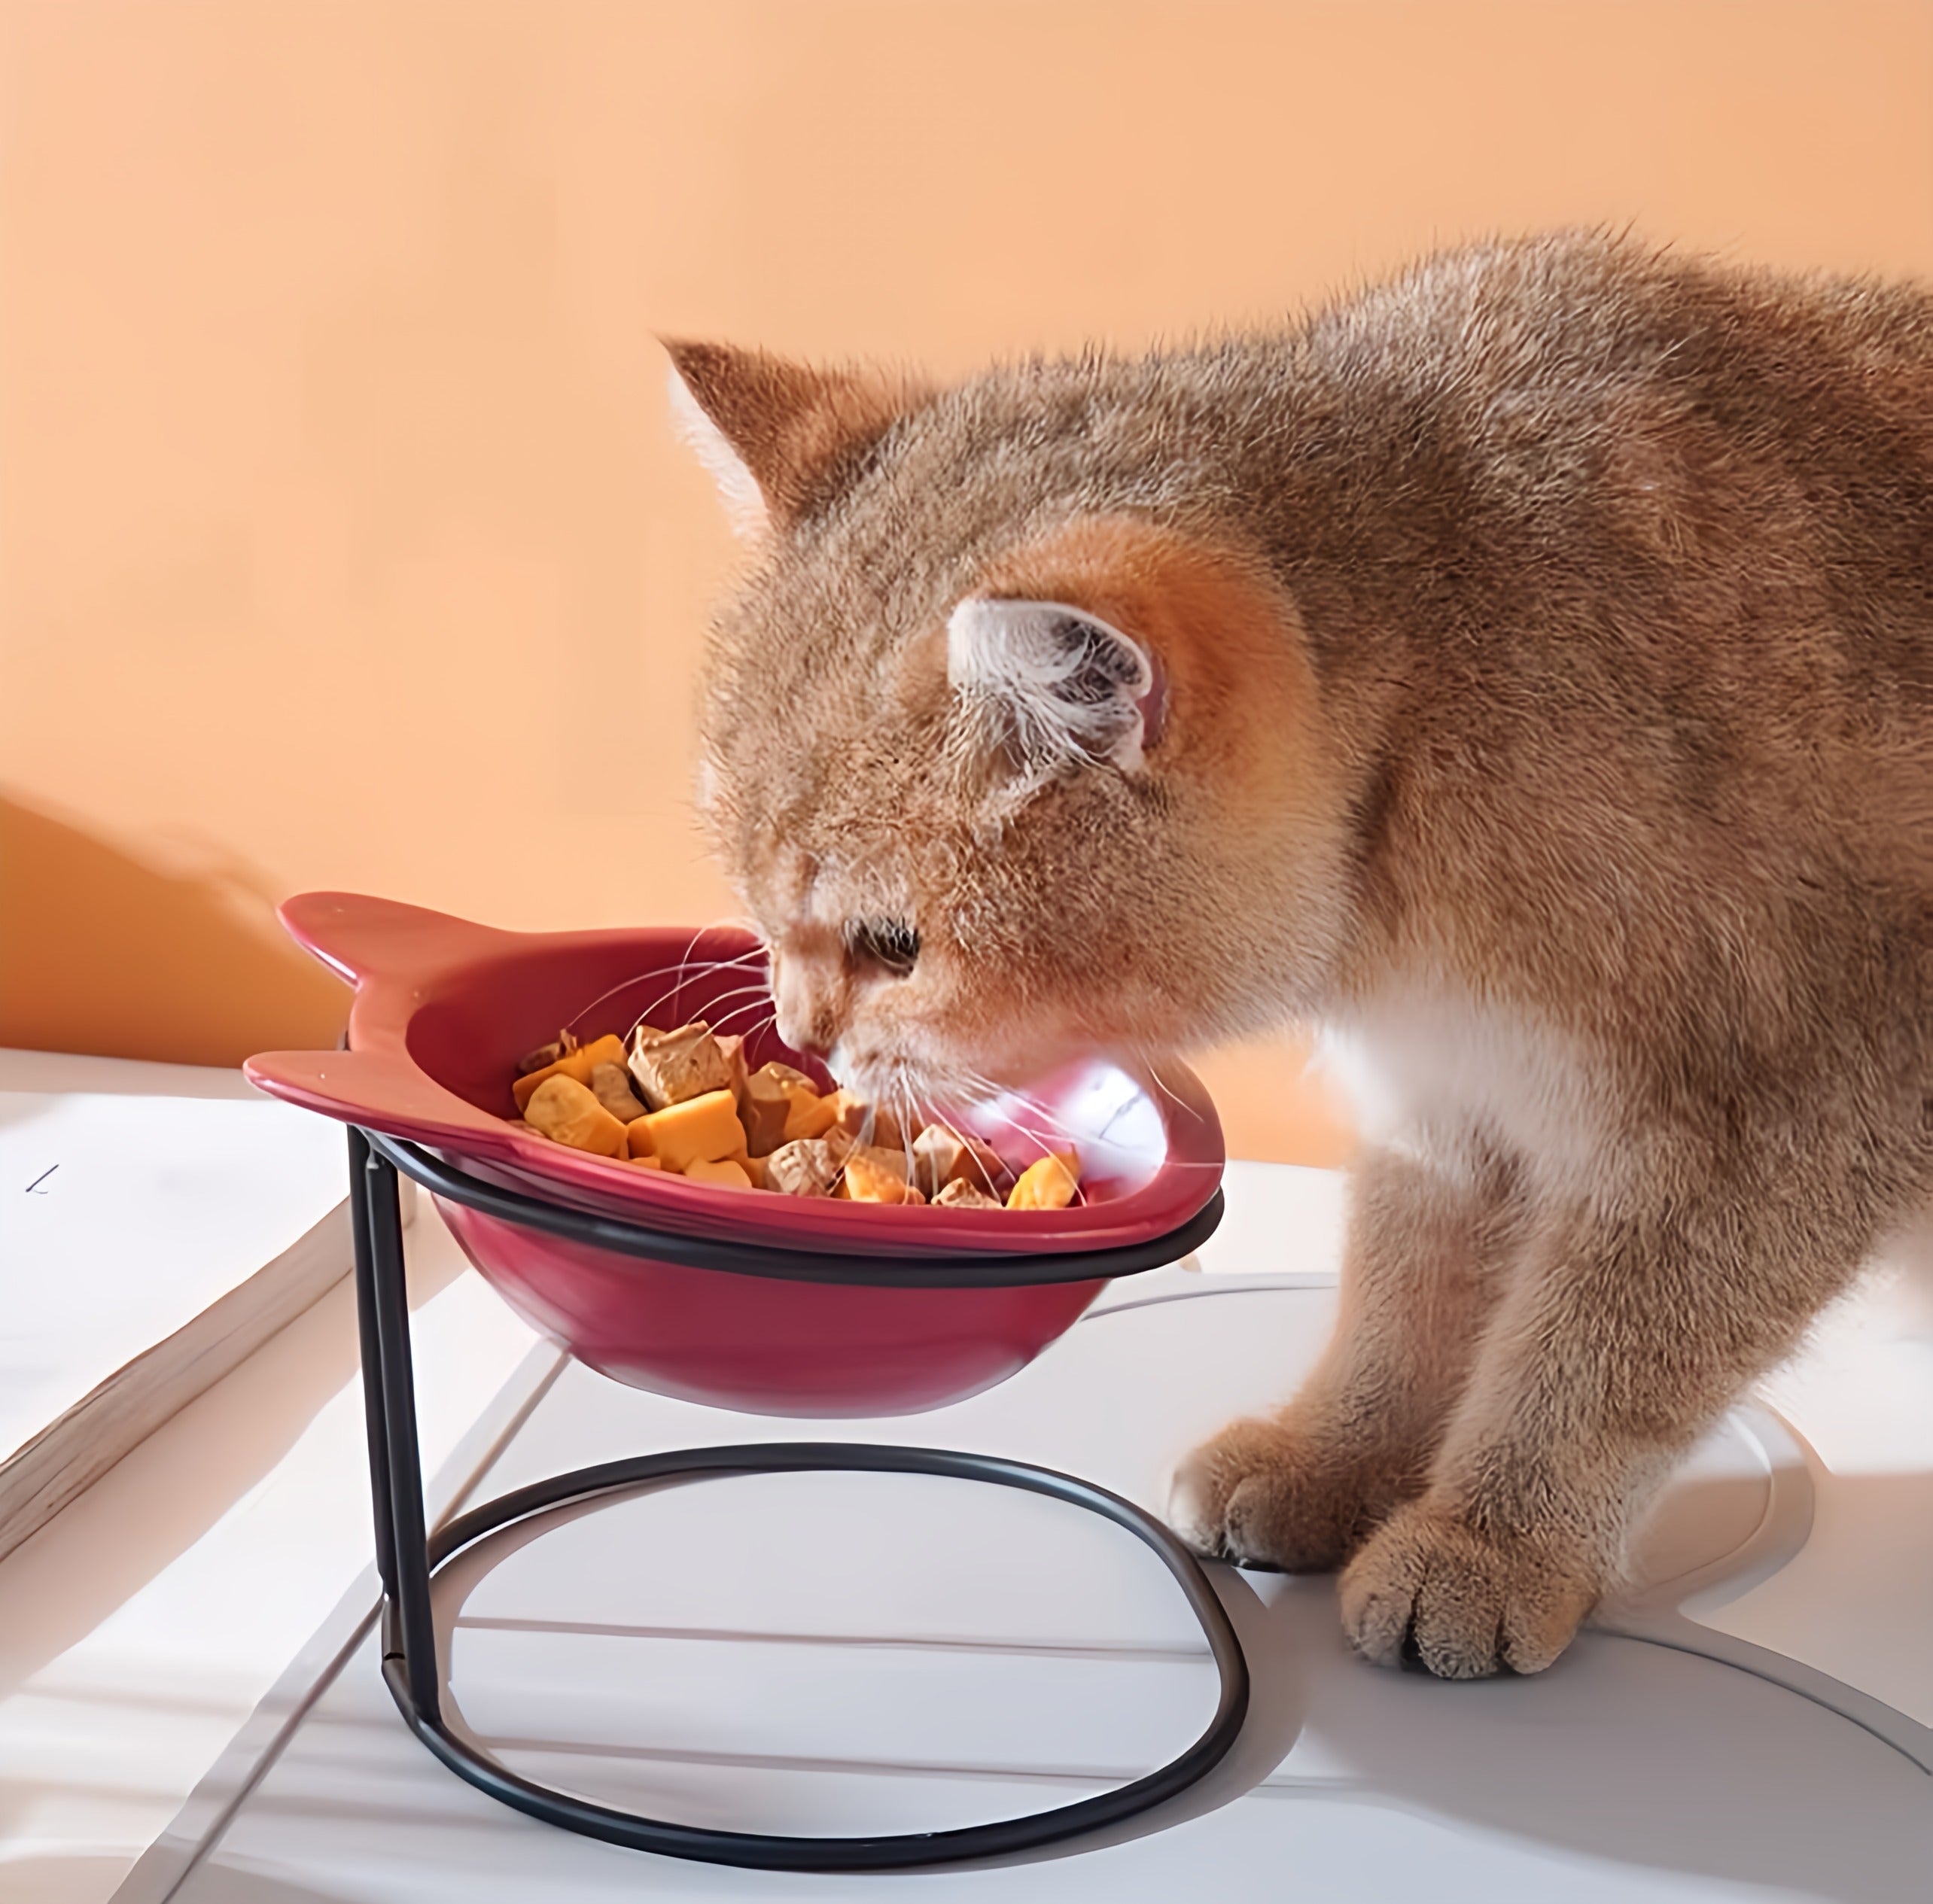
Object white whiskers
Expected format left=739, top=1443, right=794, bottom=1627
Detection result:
left=561, top=932, right=769, bottom=1042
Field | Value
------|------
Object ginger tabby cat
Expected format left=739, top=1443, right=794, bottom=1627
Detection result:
left=668, top=232, right=1933, bottom=1678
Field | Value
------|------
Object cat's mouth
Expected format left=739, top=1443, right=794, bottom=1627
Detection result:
left=826, top=1041, right=966, bottom=1121
left=830, top=1026, right=1092, bottom=1127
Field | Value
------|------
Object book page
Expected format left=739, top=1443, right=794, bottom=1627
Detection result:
left=0, top=1053, right=348, bottom=1470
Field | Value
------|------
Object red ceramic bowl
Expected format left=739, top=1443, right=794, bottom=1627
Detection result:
left=247, top=893, right=1224, bottom=1416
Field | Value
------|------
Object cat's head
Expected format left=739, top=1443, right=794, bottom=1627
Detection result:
left=668, top=339, right=1348, bottom=1108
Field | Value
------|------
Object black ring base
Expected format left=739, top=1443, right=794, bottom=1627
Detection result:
left=349, top=1125, right=1249, bottom=1872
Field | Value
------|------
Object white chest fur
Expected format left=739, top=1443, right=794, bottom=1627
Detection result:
left=1317, top=984, right=1618, bottom=1198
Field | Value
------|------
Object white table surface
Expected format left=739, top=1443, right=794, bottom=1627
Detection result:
left=124, top=1169, right=1933, bottom=1902
left=2, top=1074, right=1928, bottom=1904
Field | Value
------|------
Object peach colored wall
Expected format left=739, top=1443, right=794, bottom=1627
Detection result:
left=4, top=0, right=1930, bottom=1159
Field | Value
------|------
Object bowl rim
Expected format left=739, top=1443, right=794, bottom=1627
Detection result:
left=245, top=891, right=1225, bottom=1258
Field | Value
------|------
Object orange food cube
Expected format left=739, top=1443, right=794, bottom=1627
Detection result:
left=782, top=1089, right=839, bottom=1143
left=684, top=1156, right=752, bottom=1190
left=626, top=1154, right=666, bottom=1170
left=1006, top=1152, right=1080, bottom=1211
left=522, top=1074, right=627, bottom=1157
left=639, top=1089, right=748, bottom=1173
left=842, top=1149, right=925, bottom=1205
left=511, top=1033, right=626, bottom=1112
left=511, top=1059, right=573, bottom=1112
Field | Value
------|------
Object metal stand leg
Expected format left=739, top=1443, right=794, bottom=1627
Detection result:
left=345, top=1126, right=1249, bottom=1872
left=346, top=1129, right=396, bottom=1607
left=349, top=1127, right=438, bottom=1723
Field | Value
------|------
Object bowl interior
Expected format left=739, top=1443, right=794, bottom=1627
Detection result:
left=401, top=929, right=1179, bottom=1212
left=403, top=926, right=832, bottom=1119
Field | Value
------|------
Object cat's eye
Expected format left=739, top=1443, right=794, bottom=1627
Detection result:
left=845, top=917, right=921, bottom=978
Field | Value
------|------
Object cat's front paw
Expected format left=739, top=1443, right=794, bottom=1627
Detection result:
left=1338, top=1501, right=1600, bottom=1679
left=1167, top=1417, right=1403, bottom=1573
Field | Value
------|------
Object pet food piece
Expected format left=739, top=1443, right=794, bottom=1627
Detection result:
left=932, top=1177, right=1002, bottom=1210
left=843, top=1148, right=926, bottom=1206
left=636, top=1088, right=748, bottom=1173
left=589, top=1060, right=647, bottom=1126
left=516, top=1028, right=578, bottom=1076
left=626, top=1021, right=733, bottom=1111
left=522, top=1075, right=628, bottom=1158
left=763, top=1133, right=851, bottom=1197
left=781, top=1087, right=840, bottom=1144
left=1006, top=1151, right=1081, bottom=1211
left=716, top=1033, right=750, bottom=1107
left=824, top=1089, right=905, bottom=1153
left=911, top=1122, right=1007, bottom=1200
left=752, top=1060, right=814, bottom=1093
left=741, top=1061, right=814, bottom=1155
left=858, top=1145, right=912, bottom=1185
left=513, top=1033, right=627, bottom=1112
left=626, top=1153, right=666, bottom=1170
left=685, top=1156, right=752, bottom=1191
left=716, top=1148, right=768, bottom=1188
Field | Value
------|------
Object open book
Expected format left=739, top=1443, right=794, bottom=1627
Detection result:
left=0, top=1048, right=376, bottom=1563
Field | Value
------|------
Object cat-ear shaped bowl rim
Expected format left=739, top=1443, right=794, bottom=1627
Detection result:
left=246, top=891, right=1225, bottom=1259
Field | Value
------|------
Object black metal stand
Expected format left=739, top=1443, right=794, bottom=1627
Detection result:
left=348, top=1125, right=1248, bottom=1872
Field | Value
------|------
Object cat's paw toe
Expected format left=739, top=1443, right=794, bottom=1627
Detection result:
left=1165, top=1441, right=1236, bottom=1554
left=1167, top=1420, right=1384, bottom=1573
left=1338, top=1504, right=1597, bottom=1679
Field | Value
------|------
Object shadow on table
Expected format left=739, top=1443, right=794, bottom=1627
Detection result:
left=1214, top=1475, right=1933, bottom=1904
left=0, top=1852, right=151, bottom=1904
left=471, top=1479, right=1933, bottom=1899
left=0, top=1249, right=462, bottom=1717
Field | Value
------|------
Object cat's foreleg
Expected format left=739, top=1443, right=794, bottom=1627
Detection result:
left=1168, top=1144, right=1515, bottom=1571
left=1337, top=1172, right=1863, bottom=1679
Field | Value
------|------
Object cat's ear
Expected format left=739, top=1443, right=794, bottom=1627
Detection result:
left=662, top=338, right=924, bottom=537
left=946, top=598, right=1164, bottom=781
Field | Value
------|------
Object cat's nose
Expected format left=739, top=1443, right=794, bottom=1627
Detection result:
left=774, top=999, right=833, bottom=1060
left=771, top=954, right=841, bottom=1058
